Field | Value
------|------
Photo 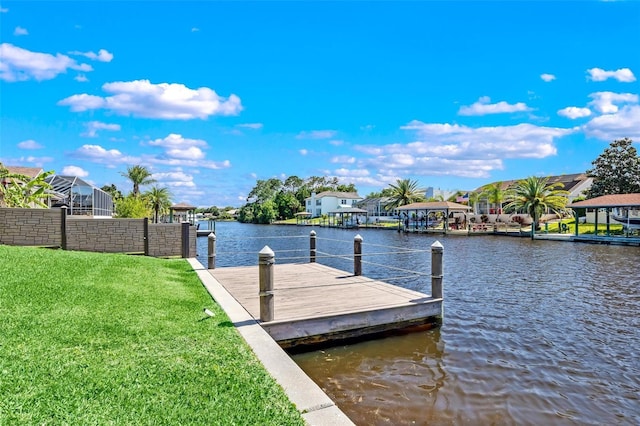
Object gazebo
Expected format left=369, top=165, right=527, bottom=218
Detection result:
left=327, top=207, right=368, bottom=228
left=169, top=202, right=197, bottom=224
left=396, top=201, right=472, bottom=233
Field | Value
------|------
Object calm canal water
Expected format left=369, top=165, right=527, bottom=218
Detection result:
left=196, top=222, right=639, bottom=425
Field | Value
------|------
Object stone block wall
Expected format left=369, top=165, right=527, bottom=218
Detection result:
left=148, top=223, right=182, bottom=257
left=0, top=207, right=62, bottom=246
left=1, top=208, right=196, bottom=258
left=66, top=218, right=146, bottom=253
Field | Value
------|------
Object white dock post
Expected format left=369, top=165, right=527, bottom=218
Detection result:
left=207, top=232, right=216, bottom=269
left=259, top=246, right=275, bottom=322
left=354, top=234, right=363, bottom=276
left=431, top=241, right=443, bottom=299
left=310, top=230, right=316, bottom=263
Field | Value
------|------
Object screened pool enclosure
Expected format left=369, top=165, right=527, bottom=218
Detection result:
left=46, top=175, right=113, bottom=217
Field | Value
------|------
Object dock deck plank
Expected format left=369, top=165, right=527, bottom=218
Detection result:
left=208, top=263, right=442, bottom=346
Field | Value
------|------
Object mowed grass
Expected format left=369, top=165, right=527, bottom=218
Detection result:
left=0, top=245, right=304, bottom=425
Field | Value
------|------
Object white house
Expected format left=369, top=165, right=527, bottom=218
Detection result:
left=305, top=191, right=363, bottom=217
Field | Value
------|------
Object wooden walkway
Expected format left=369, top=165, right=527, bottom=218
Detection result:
left=209, top=263, right=442, bottom=348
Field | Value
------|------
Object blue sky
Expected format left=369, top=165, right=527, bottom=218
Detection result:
left=1, top=1, right=639, bottom=207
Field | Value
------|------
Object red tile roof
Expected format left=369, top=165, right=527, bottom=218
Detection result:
left=568, top=193, right=640, bottom=208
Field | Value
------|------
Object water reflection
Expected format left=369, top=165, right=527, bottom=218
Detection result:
left=294, top=329, right=447, bottom=425
left=197, top=223, right=640, bottom=425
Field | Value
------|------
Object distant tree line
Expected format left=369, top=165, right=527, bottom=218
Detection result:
left=238, top=176, right=357, bottom=224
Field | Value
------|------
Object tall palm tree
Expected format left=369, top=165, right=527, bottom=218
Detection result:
left=384, top=178, right=425, bottom=210
left=480, top=181, right=509, bottom=221
left=121, top=165, right=156, bottom=197
left=503, top=176, right=569, bottom=239
left=144, top=186, right=172, bottom=223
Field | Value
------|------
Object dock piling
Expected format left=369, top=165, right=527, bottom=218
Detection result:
left=181, top=222, right=190, bottom=258
left=310, top=230, right=316, bottom=263
left=354, top=234, right=363, bottom=276
left=259, top=246, right=275, bottom=322
left=207, top=232, right=216, bottom=269
left=431, top=241, right=443, bottom=299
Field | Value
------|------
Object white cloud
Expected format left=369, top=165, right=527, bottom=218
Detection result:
left=540, top=73, right=556, bottom=82
left=59, top=94, right=105, bottom=111
left=349, top=120, right=575, bottom=179
left=74, top=74, right=88, bottom=82
left=0, top=43, right=92, bottom=82
left=6, top=155, right=54, bottom=167
left=296, top=130, right=337, bottom=139
left=58, top=79, right=242, bottom=119
left=153, top=170, right=195, bottom=188
left=81, top=121, right=121, bottom=137
left=17, top=139, right=43, bottom=149
left=166, top=146, right=205, bottom=160
left=458, top=96, right=532, bottom=116
left=588, top=91, right=638, bottom=114
left=13, top=26, right=28, bottom=36
left=236, top=123, right=263, bottom=129
left=148, top=133, right=207, bottom=149
left=150, top=157, right=230, bottom=170
left=299, top=149, right=308, bottom=156
left=149, top=133, right=207, bottom=160
left=72, top=144, right=137, bottom=164
left=583, top=104, right=640, bottom=140
left=61, top=165, right=89, bottom=177
left=587, top=67, right=636, bottom=83
left=331, top=155, right=356, bottom=164
left=558, top=107, right=592, bottom=119
left=191, top=27, right=200, bottom=32
left=68, top=49, right=114, bottom=62
left=1, top=6, right=9, bottom=13
left=329, top=139, right=344, bottom=146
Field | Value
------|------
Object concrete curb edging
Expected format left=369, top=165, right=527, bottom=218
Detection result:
left=187, top=258, right=355, bottom=426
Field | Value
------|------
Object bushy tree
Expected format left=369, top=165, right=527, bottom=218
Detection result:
left=101, top=184, right=123, bottom=201
left=115, top=195, right=150, bottom=218
left=586, top=138, right=640, bottom=198
left=274, top=191, right=301, bottom=220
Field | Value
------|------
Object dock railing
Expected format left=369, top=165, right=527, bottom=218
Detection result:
left=207, top=230, right=444, bottom=322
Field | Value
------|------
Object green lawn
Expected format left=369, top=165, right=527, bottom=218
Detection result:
left=0, top=245, right=304, bottom=425
left=542, top=219, right=626, bottom=235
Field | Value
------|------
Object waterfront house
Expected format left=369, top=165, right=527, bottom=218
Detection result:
left=356, top=196, right=398, bottom=222
left=474, top=173, right=592, bottom=215
left=305, top=191, right=363, bottom=217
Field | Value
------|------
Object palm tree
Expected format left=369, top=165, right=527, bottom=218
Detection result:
left=384, top=179, right=425, bottom=211
left=121, top=165, right=156, bottom=197
left=503, top=176, right=569, bottom=239
left=480, top=181, right=509, bottom=221
left=144, top=186, right=172, bottom=223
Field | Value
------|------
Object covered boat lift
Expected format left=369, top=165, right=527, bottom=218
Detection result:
left=396, top=201, right=472, bottom=233
left=567, top=193, right=640, bottom=238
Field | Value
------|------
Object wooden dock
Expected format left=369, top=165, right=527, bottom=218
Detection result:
left=208, top=263, right=443, bottom=348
